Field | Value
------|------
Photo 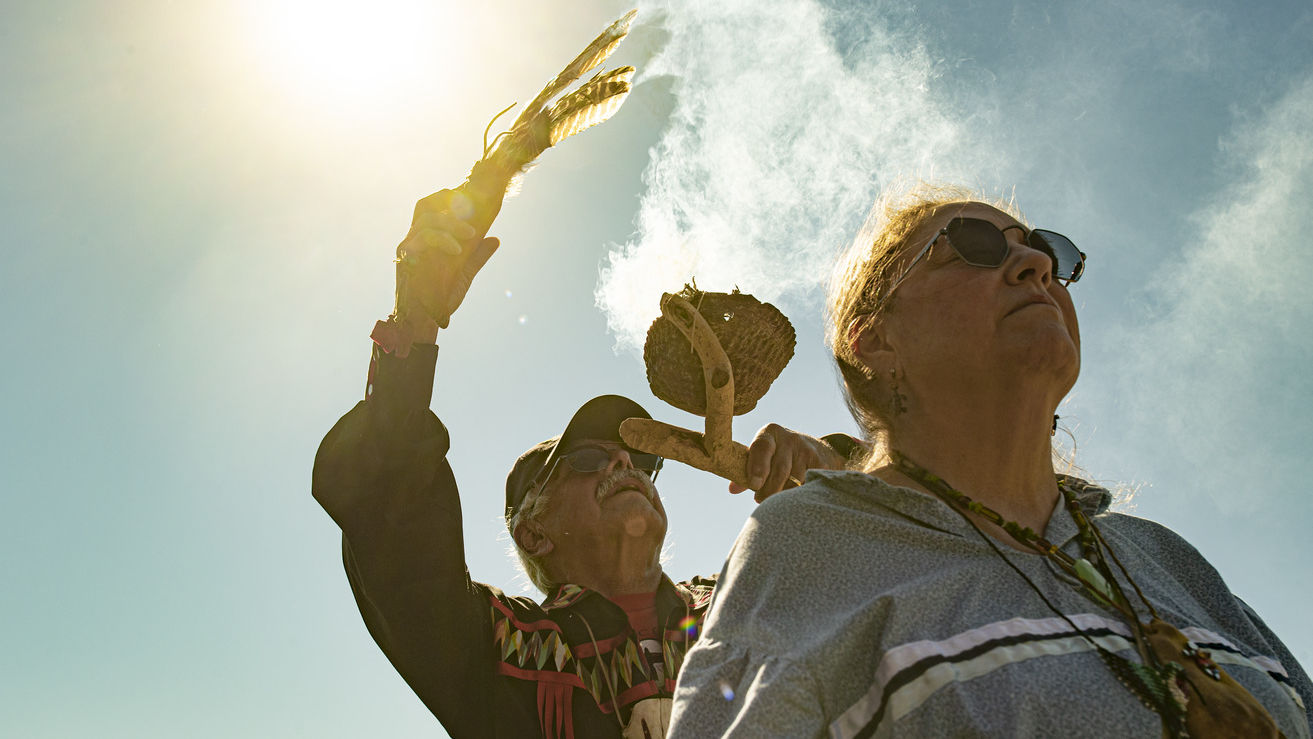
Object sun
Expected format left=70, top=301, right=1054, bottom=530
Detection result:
left=244, top=0, right=465, bottom=113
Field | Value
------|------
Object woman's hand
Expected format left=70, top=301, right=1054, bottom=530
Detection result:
left=731, top=424, right=849, bottom=501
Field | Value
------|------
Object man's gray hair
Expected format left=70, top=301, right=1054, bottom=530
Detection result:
left=506, top=486, right=556, bottom=594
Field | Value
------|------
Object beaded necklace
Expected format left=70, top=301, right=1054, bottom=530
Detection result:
left=889, top=451, right=1285, bottom=738
left=892, top=453, right=1132, bottom=612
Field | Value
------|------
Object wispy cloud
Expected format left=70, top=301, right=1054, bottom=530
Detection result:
left=1109, top=71, right=1313, bottom=511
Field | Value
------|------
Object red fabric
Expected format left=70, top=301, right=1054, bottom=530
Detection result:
left=537, top=681, right=574, bottom=739
left=496, top=662, right=584, bottom=687
left=490, top=595, right=566, bottom=633
left=609, top=592, right=659, bottom=640
left=369, top=319, right=409, bottom=358
left=571, top=631, right=629, bottom=659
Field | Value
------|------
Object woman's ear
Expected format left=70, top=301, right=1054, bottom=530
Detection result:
left=848, top=315, right=896, bottom=379
left=513, top=520, right=554, bottom=557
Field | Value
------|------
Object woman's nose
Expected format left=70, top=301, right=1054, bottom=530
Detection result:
left=1004, top=237, right=1054, bottom=288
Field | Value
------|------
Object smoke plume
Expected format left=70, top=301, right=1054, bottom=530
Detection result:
left=596, top=0, right=991, bottom=353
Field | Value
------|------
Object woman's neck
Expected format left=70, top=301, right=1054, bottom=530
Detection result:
left=881, top=389, right=1061, bottom=539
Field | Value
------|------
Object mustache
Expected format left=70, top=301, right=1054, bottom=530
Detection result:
left=596, top=468, right=658, bottom=503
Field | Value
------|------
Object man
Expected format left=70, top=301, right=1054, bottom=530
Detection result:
left=312, top=190, right=852, bottom=737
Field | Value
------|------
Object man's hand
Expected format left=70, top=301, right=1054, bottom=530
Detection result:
left=394, top=189, right=501, bottom=339
left=730, top=424, right=849, bottom=501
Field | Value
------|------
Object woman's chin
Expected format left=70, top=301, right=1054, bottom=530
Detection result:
left=1010, top=324, right=1080, bottom=377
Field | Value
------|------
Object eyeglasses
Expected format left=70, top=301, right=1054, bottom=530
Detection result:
left=531, top=445, right=663, bottom=498
left=884, top=217, right=1086, bottom=303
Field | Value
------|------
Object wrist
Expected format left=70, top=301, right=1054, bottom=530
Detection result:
left=398, top=289, right=441, bottom=341
left=370, top=313, right=438, bottom=359
left=401, top=313, right=439, bottom=344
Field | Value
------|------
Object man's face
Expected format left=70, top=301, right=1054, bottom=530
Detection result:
left=536, top=439, right=667, bottom=556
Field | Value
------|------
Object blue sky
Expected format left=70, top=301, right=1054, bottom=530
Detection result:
left=3, top=0, right=1311, bottom=735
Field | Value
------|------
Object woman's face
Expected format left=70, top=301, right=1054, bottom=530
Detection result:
left=877, top=202, right=1082, bottom=402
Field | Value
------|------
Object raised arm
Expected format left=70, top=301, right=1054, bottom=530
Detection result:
left=311, top=190, right=501, bottom=731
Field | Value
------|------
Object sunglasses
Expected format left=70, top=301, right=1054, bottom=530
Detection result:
left=886, top=217, right=1086, bottom=301
left=532, top=444, right=663, bottom=498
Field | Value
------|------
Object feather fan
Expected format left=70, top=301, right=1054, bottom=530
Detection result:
left=391, top=11, right=638, bottom=332
left=455, top=9, right=638, bottom=238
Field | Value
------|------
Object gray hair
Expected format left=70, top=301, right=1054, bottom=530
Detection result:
left=827, top=182, right=1020, bottom=458
left=506, top=484, right=557, bottom=594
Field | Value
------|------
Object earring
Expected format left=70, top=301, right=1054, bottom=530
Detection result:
left=888, top=368, right=908, bottom=418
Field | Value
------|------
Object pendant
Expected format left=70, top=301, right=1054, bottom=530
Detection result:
left=1182, top=643, right=1223, bottom=681
left=1074, top=557, right=1114, bottom=601
left=1141, top=617, right=1286, bottom=737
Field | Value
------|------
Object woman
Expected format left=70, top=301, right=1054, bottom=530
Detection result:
left=666, top=186, right=1312, bottom=737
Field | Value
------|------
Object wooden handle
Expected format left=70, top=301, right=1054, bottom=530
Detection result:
left=620, top=418, right=750, bottom=489
left=657, top=293, right=736, bottom=452
left=621, top=292, right=759, bottom=493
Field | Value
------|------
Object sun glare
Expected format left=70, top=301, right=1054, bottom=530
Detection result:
left=246, top=0, right=466, bottom=114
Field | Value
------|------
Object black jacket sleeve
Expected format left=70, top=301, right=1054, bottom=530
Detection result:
left=312, top=342, right=497, bottom=731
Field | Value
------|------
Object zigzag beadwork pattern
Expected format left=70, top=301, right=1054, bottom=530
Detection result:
left=489, top=604, right=698, bottom=711
left=489, top=577, right=717, bottom=714
left=492, top=605, right=576, bottom=674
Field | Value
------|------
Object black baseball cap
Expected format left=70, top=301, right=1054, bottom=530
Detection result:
left=504, top=395, right=653, bottom=524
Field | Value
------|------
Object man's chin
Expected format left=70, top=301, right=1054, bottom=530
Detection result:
left=623, top=515, right=654, bottom=538
left=607, top=497, right=665, bottom=536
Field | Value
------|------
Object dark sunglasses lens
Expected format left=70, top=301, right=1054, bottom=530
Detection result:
left=565, top=447, right=662, bottom=476
left=1030, top=229, right=1083, bottom=281
left=631, top=452, right=660, bottom=474
left=564, top=447, right=613, bottom=473
left=946, top=218, right=1009, bottom=266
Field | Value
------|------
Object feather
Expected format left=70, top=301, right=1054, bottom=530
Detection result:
left=517, top=9, right=637, bottom=127
left=445, top=10, right=639, bottom=243
left=549, top=65, right=635, bottom=117
left=479, top=11, right=637, bottom=179
left=396, top=11, right=640, bottom=330
left=547, top=67, right=635, bottom=145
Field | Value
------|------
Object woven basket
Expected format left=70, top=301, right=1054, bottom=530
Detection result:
left=643, top=286, right=795, bottom=416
